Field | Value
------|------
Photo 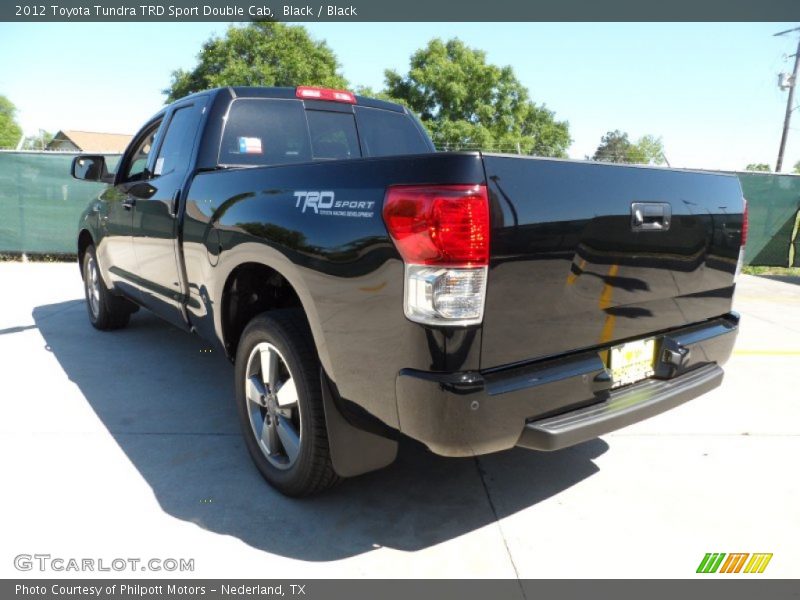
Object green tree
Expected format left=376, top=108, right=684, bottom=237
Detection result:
left=792, top=160, right=799, bottom=174
left=593, top=130, right=633, bottom=163
left=0, top=95, right=23, bottom=149
left=593, top=130, right=665, bottom=165
left=745, top=163, right=772, bottom=172
left=384, top=38, right=571, bottom=157
left=165, top=22, right=347, bottom=102
left=629, top=134, right=666, bottom=165
left=21, top=129, right=53, bottom=150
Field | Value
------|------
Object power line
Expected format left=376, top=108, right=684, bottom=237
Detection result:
left=774, top=26, right=800, bottom=37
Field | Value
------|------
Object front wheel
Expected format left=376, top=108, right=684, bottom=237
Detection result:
left=82, top=245, right=134, bottom=330
left=234, top=309, right=340, bottom=496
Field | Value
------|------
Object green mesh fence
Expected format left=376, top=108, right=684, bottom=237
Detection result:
left=0, top=151, right=120, bottom=254
left=1, top=152, right=799, bottom=264
left=734, top=171, right=800, bottom=267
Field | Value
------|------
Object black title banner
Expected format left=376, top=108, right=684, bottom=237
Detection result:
left=4, top=0, right=800, bottom=22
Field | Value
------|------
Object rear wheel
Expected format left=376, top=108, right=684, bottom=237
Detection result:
left=82, top=245, right=134, bottom=330
left=234, top=310, right=340, bottom=496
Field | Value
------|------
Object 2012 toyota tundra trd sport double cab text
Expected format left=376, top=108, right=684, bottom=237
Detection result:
left=72, top=86, right=745, bottom=496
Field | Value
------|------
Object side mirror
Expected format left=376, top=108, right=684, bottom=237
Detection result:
left=71, top=155, right=113, bottom=183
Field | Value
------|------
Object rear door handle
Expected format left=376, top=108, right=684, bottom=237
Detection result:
left=631, top=202, right=671, bottom=231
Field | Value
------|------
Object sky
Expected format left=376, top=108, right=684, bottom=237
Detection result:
left=0, top=21, right=798, bottom=171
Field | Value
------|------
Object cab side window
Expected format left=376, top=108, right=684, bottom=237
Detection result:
left=218, top=99, right=311, bottom=166
left=122, top=121, right=161, bottom=183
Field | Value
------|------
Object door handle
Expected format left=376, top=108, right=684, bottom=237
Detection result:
left=122, top=197, right=136, bottom=210
left=631, top=202, right=671, bottom=231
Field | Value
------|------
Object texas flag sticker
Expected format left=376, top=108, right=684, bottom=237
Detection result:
left=238, top=137, right=263, bottom=154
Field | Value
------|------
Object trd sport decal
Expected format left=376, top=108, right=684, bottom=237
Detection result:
left=294, top=191, right=375, bottom=218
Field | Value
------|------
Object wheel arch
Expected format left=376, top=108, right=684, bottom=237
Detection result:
left=220, top=261, right=302, bottom=358
left=215, top=255, right=330, bottom=378
left=77, top=229, right=94, bottom=276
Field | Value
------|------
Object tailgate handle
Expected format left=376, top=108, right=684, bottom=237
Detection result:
left=631, top=202, right=671, bottom=231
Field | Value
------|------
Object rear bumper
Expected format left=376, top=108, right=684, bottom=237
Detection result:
left=395, top=313, right=738, bottom=457
left=517, top=362, right=721, bottom=451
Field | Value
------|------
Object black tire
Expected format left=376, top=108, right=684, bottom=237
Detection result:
left=81, top=245, right=134, bottom=331
left=234, top=309, right=340, bottom=497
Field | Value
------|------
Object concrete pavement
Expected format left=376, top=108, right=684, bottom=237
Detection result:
left=0, top=263, right=797, bottom=578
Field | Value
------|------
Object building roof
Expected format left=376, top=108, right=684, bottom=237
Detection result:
left=47, top=130, right=132, bottom=153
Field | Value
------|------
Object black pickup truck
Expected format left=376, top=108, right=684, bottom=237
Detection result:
left=72, top=86, right=745, bottom=496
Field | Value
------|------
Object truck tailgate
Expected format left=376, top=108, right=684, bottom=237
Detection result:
left=480, top=155, right=745, bottom=369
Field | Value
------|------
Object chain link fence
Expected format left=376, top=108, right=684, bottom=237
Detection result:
left=0, top=150, right=798, bottom=266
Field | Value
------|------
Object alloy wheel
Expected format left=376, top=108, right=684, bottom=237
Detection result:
left=84, top=255, right=101, bottom=319
left=244, top=342, right=302, bottom=470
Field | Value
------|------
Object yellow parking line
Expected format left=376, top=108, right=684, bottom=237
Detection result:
left=600, top=314, right=616, bottom=344
left=598, top=264, right=619, bottom=343
left=598, top=264, right=619, bottom=310
left=566, top=258, right=586, bottom=285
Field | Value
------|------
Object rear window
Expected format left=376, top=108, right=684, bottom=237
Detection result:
left=355, top=106, right=430, bottom=157
left=307, top=110, right=361, bottom=160
left=219, top=99, right=311, bottom=166
left=218, top=98, right=431, bottom=167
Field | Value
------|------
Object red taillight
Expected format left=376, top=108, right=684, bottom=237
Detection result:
left=383, top=185, right=490, bottom=267
left=296, top=86, right=356, bottom=104
left=741, top=198, right=748, bottom=247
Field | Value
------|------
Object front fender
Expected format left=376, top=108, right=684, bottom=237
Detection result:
left=77, top=203, right=102, bottom=272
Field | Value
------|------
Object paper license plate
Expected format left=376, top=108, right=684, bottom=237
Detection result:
left=608, top=338, right=656, bottom=388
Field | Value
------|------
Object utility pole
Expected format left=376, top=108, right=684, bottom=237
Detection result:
left=775, top=26, right=800, bottom=172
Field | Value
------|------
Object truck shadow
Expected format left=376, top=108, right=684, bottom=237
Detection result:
left=34, top=299, right=608, bottom=562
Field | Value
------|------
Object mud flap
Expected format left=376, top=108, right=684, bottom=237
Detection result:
left=320, top=370, right=398, bottom=477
